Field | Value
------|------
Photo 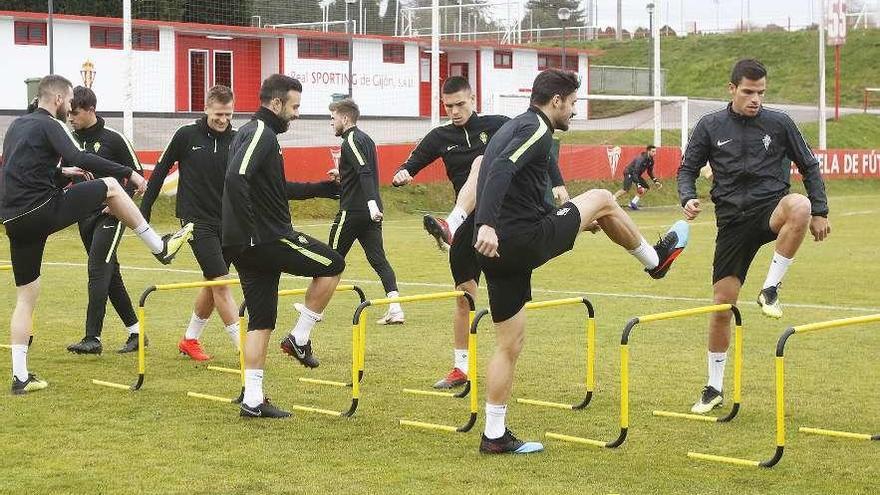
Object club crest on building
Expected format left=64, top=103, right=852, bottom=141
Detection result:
left=606, top=145, right=622, bottom=176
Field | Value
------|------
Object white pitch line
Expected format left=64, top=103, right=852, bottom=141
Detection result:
left=21, top=261, right=880, bottom=314
left=840, top=210, right=875, bottom=217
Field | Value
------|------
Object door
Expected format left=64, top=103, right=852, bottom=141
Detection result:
left=419, top=50, right=449, bottom=117
left=449, top=63, right=468, bottom=79
left=189, top=50, right=208, bottom=111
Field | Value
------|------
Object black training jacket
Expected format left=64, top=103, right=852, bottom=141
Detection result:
left=338, top=126, right=380, bottom=212
left=140, top=116, right=235, bottom=224
left=0, top=108, right=132, bottom=222
left=71, top=116, right=144, bottom=195
left=678, top=104, right=829, bottom=226
left=222, top=107, right=337, bottom=249
left=625, top=152, right=656, bottom=180
left=475, top=106, right=556, bottom=239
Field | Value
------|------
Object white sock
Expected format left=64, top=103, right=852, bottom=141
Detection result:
left=387, top=291, right=403, bottom=314
left=628, top=238, right=659, bottom=270
left=11, top=344, right=28, bottom=381
left=243, top=369, right=264, bottom=407
left=454, top=348, right=469, bottom=374
left=484, top=403, right=507, bottom=439
left=446, top=206, right=468, bottom=236
left=225, top=321, right=241, bottom=349
left=134, top=222, right=163, bottom=254
left=126, top=322, right=140, bottom=335
left=291, top=305, right=322, bottom=346
left=708, top=351, right=727, bottom=392
left=762, top=252, right=793, bottom=290
left=184, top=313, right=209, bottom=340
left=631, top=195, right=641, bottom=205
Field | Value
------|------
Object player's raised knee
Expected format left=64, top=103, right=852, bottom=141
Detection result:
left=787, top=193, right=812, bottom=223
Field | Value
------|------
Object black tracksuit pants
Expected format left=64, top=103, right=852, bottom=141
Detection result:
left=328, top=209, right=398, bottom=294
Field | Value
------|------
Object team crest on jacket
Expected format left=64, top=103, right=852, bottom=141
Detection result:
left=479, top=131, right=488, bottom=144
left=762, top=134, right=772, bottom=151
left=93, top=142, right=101, bottom=152
left=298, top=235, right=308, bottom=245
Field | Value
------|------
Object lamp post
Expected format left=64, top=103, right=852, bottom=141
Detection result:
left=80, top=60, right=96, bottom=88
left=557, top=7, right=571, bottom=71
left=345, top=0, right=357, bottom=98
left=646, top=2, right=654, bottom=95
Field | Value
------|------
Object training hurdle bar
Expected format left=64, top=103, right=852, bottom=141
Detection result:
left=547, top=304, right=743, bottom=449
left=187, top=285, right=366, bottom=404
left=91, top=279, right=242, bottom=391
left=689, top=313, right=880, bottom=468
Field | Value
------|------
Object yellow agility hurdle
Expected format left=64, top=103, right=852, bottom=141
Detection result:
left=91, top=279, right=243, bottom=391
left=689, top=313, right=880, bottom=468
left=187, top=285, right=366, bottom=404
left=547, top=304, right=742, bottom=449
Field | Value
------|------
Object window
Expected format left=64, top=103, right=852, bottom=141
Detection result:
left=298, top=38, right=349, bottom=61
left=214, top=51, right=232, bottom=88
left=91, top=26, right=160, bottom=50
left=382, top=43, right=405, bottom=64
left=14, top=21, right=47, bottom=46
left=493, top=50, right=512, bottom=69
left=537, top=53, right=578, bottom=72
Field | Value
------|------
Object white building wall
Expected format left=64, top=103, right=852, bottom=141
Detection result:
left=284, top=36, right=420, bottom=117
left=260, top=37, right=279, bottom=80
left=0, top=18, right=174, bottom=112
left=446, top=49, right=477, bottom=90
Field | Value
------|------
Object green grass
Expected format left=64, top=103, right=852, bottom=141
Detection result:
left=571, top=29, right=880, bottom=107
left=1, top=183, right=878, bottom=494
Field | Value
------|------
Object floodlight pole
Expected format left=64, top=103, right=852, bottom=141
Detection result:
left=48, top=0, right=54, bottom=74
left=431, top=0, right=440, bottom=126
left=819, top=4, right=827, bottom=150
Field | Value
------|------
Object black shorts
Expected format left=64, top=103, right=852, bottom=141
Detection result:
left=184, top=221, right=230, bottom=279
left=3, top=180, right=108, bottom=286
left=449, top=214, right=480, bottom=286
left=713, top=200, right=780, bottom=284
left=622, top=173, right=650, bottom=192
left=478, top=202, right=581, bottom=323
left=328, top=209, right=380, bottom=257
left=228, top=233, right=345, bottom=331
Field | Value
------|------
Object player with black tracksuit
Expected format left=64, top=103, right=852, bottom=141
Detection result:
left=223, top=75, right=344, bottom=418
left=65, top=93, right=144, bottom=355
left=614, top=145, right=661, bottom=210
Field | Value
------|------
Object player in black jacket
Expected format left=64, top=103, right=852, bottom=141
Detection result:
left=613, top=144, right=661, bottom=210
left=64, top=86, right=142, bottom=355
left=393, top=76, right=569, bottom=390
left=1, top=75, right=192, bottom=395
left=677, top=59, right=831, bottom=414
left=223, top=75, right=344, bottom=418
left=473, top=70, right=690, bottom=454
left=327, top=98, right=404, bottom=325
left=140, top=86, right=241, bottom=361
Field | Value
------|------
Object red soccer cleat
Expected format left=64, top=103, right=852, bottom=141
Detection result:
left=178, top=338, right=211, bottom=361
left=423, top=215, right=452, bottom=251
left=432, top=367, right=468, bottom=389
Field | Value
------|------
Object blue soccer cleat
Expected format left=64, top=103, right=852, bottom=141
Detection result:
left=646, top=220, right=690, bottom=279
left=479, top=429, right=545, bottom=455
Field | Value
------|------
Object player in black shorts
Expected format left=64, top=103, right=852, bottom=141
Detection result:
left=473, top=69, right=690, bottom=454
left=223, top=75, right=344, bottom=418
left=678, top=59, right=830, bottom=414
left=141, top=85, right=242, bottom=361
left=613, top=144, right=661, bottom=210
left=326, top=98, right=405, bottom=324
left=1, top=75, right=192, bottom=395
left=392, top=76, right=561, bottom=389
left=64, top=86, right=142, bottom=355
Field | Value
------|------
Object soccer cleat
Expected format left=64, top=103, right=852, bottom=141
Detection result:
left=178, top=338, right=211, bottom=361
left=240, top=399, right=291, bottom=419
left=629, top=200, right=641, bottom=210
left=375, top=309, right=405, bottom=325
left=433, top=367, right=468, bottom=389
left=691, top=385, right=724, bottom=414
left=646, top=220, right=690, bottom=280
left=11, top=373, right=49, bottom=395
left=757, top=285, right=783, bottom=319
left=66, top=337, right=102, bottom=355
left=280, top=335, right=320, bottom=368
left=423, top=215, right=452, bottom=251
left=117, top=334, right=148, bottom=353
left=479, top=429, right=544, bottom=455
left=153, top=222, right=194, bottom=265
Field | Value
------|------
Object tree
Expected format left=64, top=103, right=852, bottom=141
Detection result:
left=523, top=0, right=586, bottom=32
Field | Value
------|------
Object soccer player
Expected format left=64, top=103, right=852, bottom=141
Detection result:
left=327, top=98, right=404, bottom=325
left=140, top=85, right=241, bottom=361
left=678, top=59, right=830, bottom=414
left=1, top=75, right=192, bottom=395
left=473, top=69, right=689, bottom=453
left=65, top=86, right=143, bottom=355
left=613, top=144, right=662, bottom=210
left=223, top=74, right=344, bottom=418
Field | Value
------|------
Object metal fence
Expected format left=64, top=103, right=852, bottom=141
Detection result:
left=588, top=65, right=667, bottom=96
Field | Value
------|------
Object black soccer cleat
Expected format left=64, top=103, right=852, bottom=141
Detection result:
left=757, top=285, right=783, bottom=319
left=423, top=214, right=452, bottom=252
left=691, top=385, right=724, bottom=414
left=153, top=222, right=194, bottom=265
left=11, top=373, right=49, bottom=395
left=280, top=335, right=320, bottom=368
left=240, top=398, right=291, bottom=419
left=66, top=337, right=103, bottom=355
left=479, top=429, right=544, bottom=454
left=646, top=220, right=690, bottom=280
left=117, top=333, right=149, bottom=354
